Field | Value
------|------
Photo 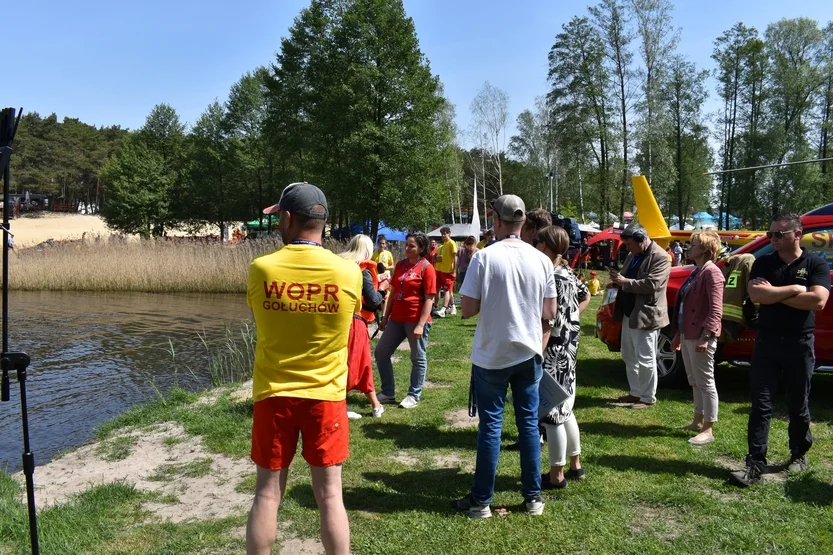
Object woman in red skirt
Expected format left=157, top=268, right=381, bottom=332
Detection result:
left=340, top=235, right=390, bottom=418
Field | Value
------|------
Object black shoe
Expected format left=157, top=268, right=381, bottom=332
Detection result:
left=565, top=468, right=586, bottom=481
left=541, top=473, right=568, bottom=490
left=730, top=457, right=763, bottom=487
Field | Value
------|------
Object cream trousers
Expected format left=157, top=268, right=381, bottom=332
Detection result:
left=680, top=334, right=719, bottom=423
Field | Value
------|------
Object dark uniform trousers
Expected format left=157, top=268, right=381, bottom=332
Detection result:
left=747, top=333, right=815, bottom=464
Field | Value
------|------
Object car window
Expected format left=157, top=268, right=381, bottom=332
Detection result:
left=752, top=226, right=833, bottom=266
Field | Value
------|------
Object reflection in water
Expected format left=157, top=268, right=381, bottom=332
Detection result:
left=0, top=291, right=251, bottom=472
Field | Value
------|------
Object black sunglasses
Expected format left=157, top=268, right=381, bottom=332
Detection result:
left=766, top=229, right=798, bottom=240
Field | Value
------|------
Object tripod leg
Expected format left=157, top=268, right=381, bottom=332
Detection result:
left=17, top=368, right=40, bottom=555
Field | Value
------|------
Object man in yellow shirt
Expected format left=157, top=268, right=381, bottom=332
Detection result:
left=434, top=226, right=458, bottom=317
left=371, top=235, right=394, bottom=280
left=477, top=229, right=494, bottom=249
left=246, top=182, right=361, bottom=555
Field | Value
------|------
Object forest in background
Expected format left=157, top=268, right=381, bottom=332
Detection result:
left=8, top=0, right=833, bottom=237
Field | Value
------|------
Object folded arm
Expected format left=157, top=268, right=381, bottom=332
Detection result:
left=780, top=285, right=830, bottom=311
left=748, top=278, right=804, bottom=305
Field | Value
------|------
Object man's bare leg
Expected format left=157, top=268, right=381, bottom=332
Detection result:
left=310, top=464, right=350, bottom=555
left=247, top=465, right=289, bottom=555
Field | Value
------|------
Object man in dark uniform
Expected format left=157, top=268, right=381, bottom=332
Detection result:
left=731, top=213, right=831, bottom=486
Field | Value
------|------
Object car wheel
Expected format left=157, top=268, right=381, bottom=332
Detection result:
left=656, top=326, right=685, bottom=387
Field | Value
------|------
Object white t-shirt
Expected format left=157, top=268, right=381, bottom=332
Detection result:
left=460, top=240, right=557, bottom=369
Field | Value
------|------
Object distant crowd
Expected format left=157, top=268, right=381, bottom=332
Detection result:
left=242, top=182, right=831, bottom=554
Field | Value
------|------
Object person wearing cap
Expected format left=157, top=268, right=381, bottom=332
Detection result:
left=587, top=272, right=602, bottom=296
left=452, top=194, right=557, bottom=519
left=609, top=223, right=671, bottom=409
left=246, top=182, right=362, bottom=555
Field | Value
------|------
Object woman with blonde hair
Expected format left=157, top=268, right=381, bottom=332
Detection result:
left=535, top=225, right=591, bottom=488
left=671, top=230, right=725, bottom=445
left=340, top=234, right=389, bottom=419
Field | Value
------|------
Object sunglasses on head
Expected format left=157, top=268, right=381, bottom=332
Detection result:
left=766, top=229, right=798, bottom=240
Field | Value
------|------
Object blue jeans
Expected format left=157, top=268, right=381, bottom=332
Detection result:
left=374, top=320, right=432, bottom=399
left=471, top=356, right=542, bottom=504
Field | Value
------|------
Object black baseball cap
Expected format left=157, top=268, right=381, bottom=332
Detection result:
left=264, top=182, right=328, bottom=219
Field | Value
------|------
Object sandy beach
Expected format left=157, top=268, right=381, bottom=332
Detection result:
left=7, top=213, right=235, bottom=248
left=8, top=213, right=121, bottom=248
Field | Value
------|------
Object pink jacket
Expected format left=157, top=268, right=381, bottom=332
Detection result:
left=679, top=262, right=725, bottom=339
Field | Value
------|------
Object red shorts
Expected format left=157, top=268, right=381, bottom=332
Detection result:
left=437, top=271, right=455, bottom=292
left=251, top=396, right=349, bottom=469
left=347, top=316, right=375, bottom=394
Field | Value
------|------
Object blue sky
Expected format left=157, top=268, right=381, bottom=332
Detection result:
left=8, top=0, right=831, bottom=144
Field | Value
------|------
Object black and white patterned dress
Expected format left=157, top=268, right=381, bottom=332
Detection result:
left=542, top=264, right=589, bottom=425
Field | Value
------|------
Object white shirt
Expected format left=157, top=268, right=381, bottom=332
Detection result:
left=460, top=240, right=557, bottom=369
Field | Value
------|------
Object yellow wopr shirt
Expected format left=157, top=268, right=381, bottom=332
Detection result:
left=247, top=244, right=362, bottom=403
left=434, top=238, right=458, bottom=274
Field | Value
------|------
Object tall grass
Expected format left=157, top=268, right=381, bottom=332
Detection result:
left=199, top=321, right=257, bottom=386
left=7, top=237, right=360, bottom=293
left=9, top=235, right=407, bottom=293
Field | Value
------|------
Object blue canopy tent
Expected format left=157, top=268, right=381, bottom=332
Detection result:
left=692, top=211, right=714, bottom=221
left=375, top=223, right=408, bottom=242
left=331, top=221, right=408, bottom=241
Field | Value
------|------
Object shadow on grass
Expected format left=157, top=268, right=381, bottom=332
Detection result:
left=784, top=474, right=833, bottom=506
left=594, top=454, right=727, bottom=480
left=580, top=421, right=688, bottom=439
left=289, top=468, right=524, bottom=514
left=362, top=422, right=478, bottom=450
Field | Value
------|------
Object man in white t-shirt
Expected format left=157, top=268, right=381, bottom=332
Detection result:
left=452, top=194, right=557, bottom=519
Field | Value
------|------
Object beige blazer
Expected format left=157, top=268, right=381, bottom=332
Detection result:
left=613, top=240, right=671, bottom=330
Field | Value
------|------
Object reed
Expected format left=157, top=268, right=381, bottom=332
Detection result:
left=199, top=321, right=257, bottom=386
left=8, top=237, right=341, bottom=293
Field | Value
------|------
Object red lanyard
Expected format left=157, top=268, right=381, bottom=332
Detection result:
left=398, top=258, right=422, bottom=300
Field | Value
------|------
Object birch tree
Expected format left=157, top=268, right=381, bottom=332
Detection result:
left=471, top=81, right=510, bottom=195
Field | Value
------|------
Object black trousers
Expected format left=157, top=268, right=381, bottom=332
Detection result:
left=747, top=334, right=815, bottom=464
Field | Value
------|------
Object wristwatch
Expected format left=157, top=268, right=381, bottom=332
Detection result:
left=701, top=332, right=713, bottom=341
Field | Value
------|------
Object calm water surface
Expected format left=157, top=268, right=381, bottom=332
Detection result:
left=0, top=291, right=251, bottom=472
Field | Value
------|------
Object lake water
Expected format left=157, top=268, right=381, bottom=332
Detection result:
left=0, top=291, right=251, bottom=472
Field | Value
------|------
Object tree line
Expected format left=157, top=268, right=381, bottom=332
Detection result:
left=503, top=2, right=832, bottom=229
left=9, top=0, right=833, bottom=237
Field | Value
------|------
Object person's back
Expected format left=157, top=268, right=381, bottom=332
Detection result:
left=467, top=241, right=554, bottom=369
left=454, top=194, right=556, bottom=520
left=248, top=245, right=362, bottom=402
left=246, top=182, right=361, bottom=555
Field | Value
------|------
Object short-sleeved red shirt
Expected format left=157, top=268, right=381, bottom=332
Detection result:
left=390, top=258, right=437, bottom=323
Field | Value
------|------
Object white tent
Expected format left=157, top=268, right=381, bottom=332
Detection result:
left=427, top=224, right=479, bottom=240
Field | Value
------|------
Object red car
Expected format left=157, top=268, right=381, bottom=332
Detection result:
left=595, top=203, right=833, bottom=386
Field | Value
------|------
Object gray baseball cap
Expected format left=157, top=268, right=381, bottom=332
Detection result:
left=491, top=194, right=526, bottom=223
left=267, top=182, right=329, bottom=219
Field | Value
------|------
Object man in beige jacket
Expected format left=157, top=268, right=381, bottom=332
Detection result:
left=610, top=223, right=671, bottom=408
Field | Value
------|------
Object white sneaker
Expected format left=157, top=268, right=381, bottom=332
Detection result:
left=399, top=395, right=419, bottom=409
left=449, top=304, right=457, bottom=315
left=372, top=406, right=385, bottom=417
left=376, top=393, right=397, bottom=404
left=347, top=411, right=363, bottom=420
left=436, top=307, right=446, bottom=318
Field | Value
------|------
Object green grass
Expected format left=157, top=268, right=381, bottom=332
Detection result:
left=3, top=295, right=833, bottom=553
left=95, top=436, right=138, bottom=462
left=147, top=458, right=214, bottom=482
